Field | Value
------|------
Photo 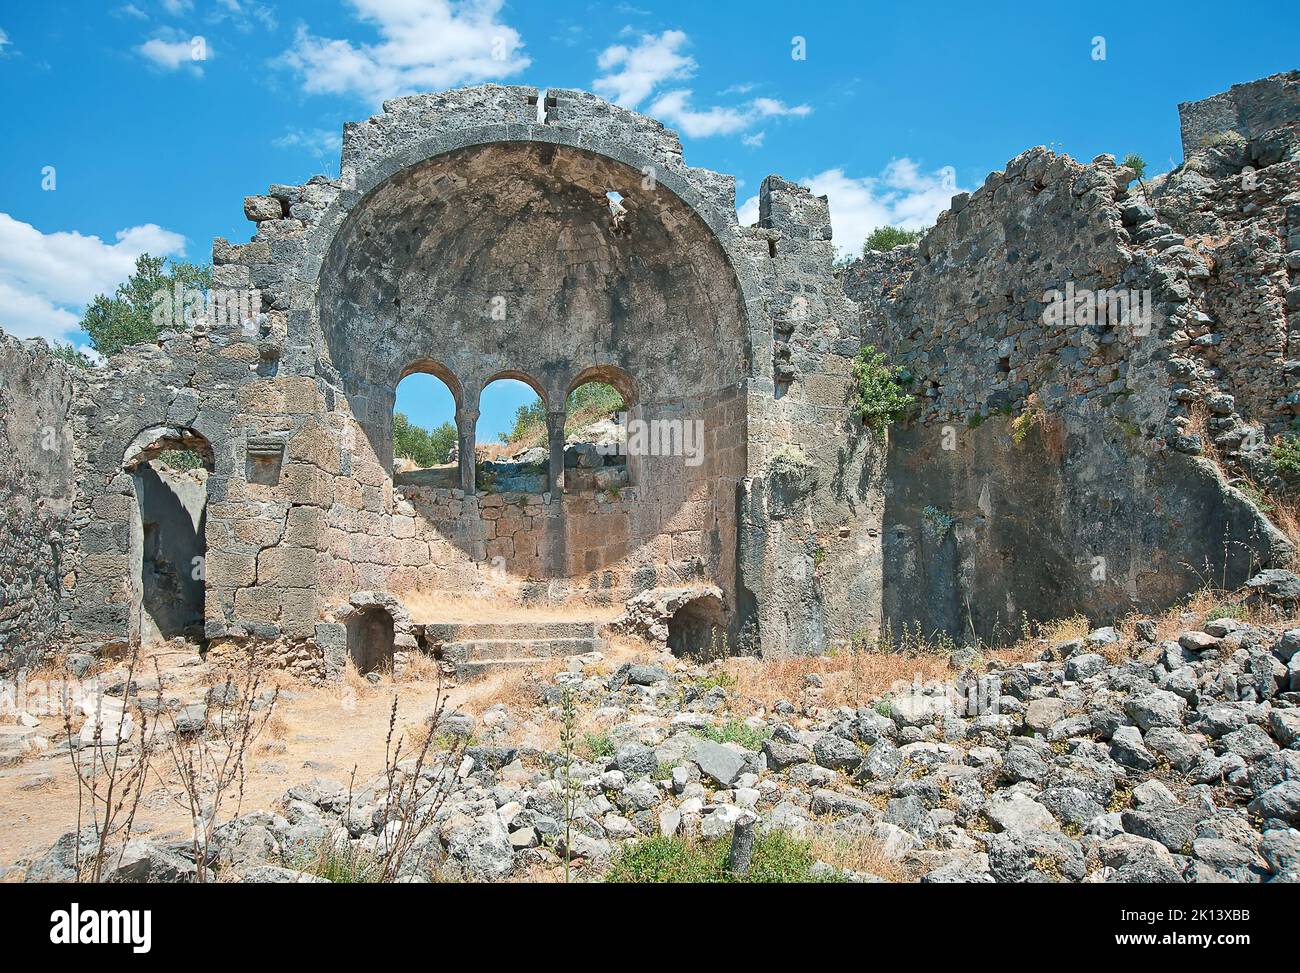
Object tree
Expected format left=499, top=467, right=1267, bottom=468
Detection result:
left=393, top=412, right=456, bottom=467
left=79, top=254, right=212, bottom=358
left=862, top=226, right=924, bottom=254
left=501, top=400, right=546, bottom=444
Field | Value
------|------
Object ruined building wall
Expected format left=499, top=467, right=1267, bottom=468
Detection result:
left=10, top=77, right=1293, bottom=665
left=844, top=84, right=1299, bottom=642
left=737, top=176, right=882, bottom=654
left=0, top=336, right=81, bottom=667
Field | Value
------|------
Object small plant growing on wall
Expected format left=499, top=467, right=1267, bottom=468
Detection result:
left=1010, top=394, right=1046, bottom=445
left=1120, top=153, right=1146, bottom=182
left=768, top=444, right=815, bottom=479
left=851, top=345, right=912, bottom=431
left=1270, top=434, right=1300, bottom=484
left=922, top=504, right=954, bottom=541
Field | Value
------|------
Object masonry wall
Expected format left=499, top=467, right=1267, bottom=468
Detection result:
left=845, top=93, right=1299, bottom=642
left=0, top=337, right=80, bottom=668
left=738, top=176, right=884, bottom=655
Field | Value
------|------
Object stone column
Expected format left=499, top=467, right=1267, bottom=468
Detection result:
left=546, top=409, right=567, bottom=495
left=456, top=408, right=478, bottom=494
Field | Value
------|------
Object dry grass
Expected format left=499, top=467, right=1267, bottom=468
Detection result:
left=400, top=591, right=620, bottom=624
left=462, top=659, right=566, bottom=719
left=719, top=651, right=957, bottom=714
left=808, top=826, right=919, bottom=883
left=395, top=652, right=442, bottom=683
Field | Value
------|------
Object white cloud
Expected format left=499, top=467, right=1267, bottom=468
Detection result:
left=741, top=131, right=765, bottom=148
left=161, top=0, right=193, bottom=13
left=273, top=127, right=343, bottom=155
left=213, top=0, right=277, bottom=31
left=114, top=3, right=148, bottom=19
left=736, top=159, right=966, bottom=259
left=282, top=0, right=530, bottom=105
left=752, top=97, right=811, bottom=119
left=595, top=31, right=810, bottom=140
left=649, top=89, right=811, bottom=139
left=594, top=29, right=694, bottom=107
left=0, top=27, right=10, bottom=53
left=646, top=90, right=748, bottom=137
left=0, top=214, right=186, bottom=344
left=137, top=29, right=211, bottom=73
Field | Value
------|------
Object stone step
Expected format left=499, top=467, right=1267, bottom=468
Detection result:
left=423, top=620, right=600, bottom=642
left=442, top=637, right=602, bottom=662
left=455, top=658, right=558, bottom=681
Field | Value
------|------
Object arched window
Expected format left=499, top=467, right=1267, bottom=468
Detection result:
left=393, top=362, right=459, bottom=487
left=564, top=373, right=631, bottom=492
left=476, top=373, right=547, bottom=493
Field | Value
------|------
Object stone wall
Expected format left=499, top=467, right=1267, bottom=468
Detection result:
left=1178, top=70, right=1299, bottom=158
left=5, top=75, right=1295, bottom=666
left=844, top=87, right=1300, bottom=642
left=0, top=336, right=81, bottom=668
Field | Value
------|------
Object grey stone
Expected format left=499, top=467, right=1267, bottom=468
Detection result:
left=690, top=739, right=746, bottom=787
left=812, top=733, right=864, bottom=771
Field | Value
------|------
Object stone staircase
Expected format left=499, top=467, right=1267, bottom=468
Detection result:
left=423, top=619, right=606, bottom=680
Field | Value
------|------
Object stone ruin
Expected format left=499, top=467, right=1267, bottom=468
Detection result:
left=1, top=72, right=1298, bottom=677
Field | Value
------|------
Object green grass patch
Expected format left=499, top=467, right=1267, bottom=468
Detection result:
left=697, top=719, right=772, bottom=751
left=296, top=838, right=379, bottom=883
left=604, top=831, right=835, bottom=883
left=583, top=731, right=615, bottom=760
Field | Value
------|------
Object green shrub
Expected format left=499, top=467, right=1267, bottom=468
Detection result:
left=394, top=412, right=456, bottom=467
left=297, top=838, right=379, bottom=883
left=502, top=400, right=546, bottom=444
left=568, top=381, right=624, bottom=418
left=768, top=445, right=814, bottom=479
left=1271, top=434, right=1300, bottom=481
left=1120, top=153, right=1147, bottom=181
left=1205, top=602, right=1246, bottom=622
left=604, top=831, right=830, bottom=883
left=863, top=226, right=923, bottom=253
left=50, top=342, right=94, bottom=369
left=156, top=449, right=206, bottom=472
left=850, top=346, right=912, bottom=431
left=698, top=719, right=772, bottom=751
left=582, top=731, right=615, bottom=759
left=922, top=505, right=954, bottom=541
left=79, top=254, right=212, bottom=358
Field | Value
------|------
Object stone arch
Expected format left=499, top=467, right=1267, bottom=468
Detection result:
left=566, top=364, right=638, bottom=407
left=565, top=365, right=638, bottom=491
left=399, top=358, right=464, bottom=412
left=289, top=98, right=764, bottom=369
left=301, top=98, right=756, bottom=618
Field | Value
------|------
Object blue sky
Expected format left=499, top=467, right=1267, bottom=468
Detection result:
left=0, top=0, right=1296, bottom=439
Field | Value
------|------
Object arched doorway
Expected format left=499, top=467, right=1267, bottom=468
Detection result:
left=121, top=426, right=214, bottom=646
left=347, top=605, right=395, bottom=674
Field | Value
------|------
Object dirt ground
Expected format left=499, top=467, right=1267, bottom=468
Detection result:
left=0, top=635, right=647, bottom=872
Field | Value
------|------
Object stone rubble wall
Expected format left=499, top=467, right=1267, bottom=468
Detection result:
left=739, top=176, right=884, bottom=655
left=1178, top=70, right=1299, bottom=159
left=842, top=88, right=1300, bottom=642
left=0, top=336, right=81, bottom=668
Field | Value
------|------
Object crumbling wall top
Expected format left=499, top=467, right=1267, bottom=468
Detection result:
left=1178, top=70, right=1300, bottom=159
